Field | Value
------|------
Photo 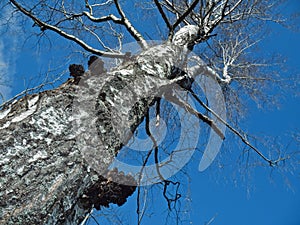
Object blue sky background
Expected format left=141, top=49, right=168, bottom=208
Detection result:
left=0, top=1, right=299, bottom=225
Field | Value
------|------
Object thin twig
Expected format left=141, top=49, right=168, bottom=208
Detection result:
left=0, top=72, right=65, bottom=109
left=189, top=89, right=277, bottom=166
left=10, top=0, right=126, bottom=58
left=162, top=0, right=190, bottom=25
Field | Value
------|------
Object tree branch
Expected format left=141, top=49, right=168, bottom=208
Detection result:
left=154, top=0, right=172, bottom=31
left=85, top=0, right=113, bottom=15
left=145, top=109, right=165, bottom=181
left=164, top=88, right=225, bottom=140
left=114, top=0, right=148, bottom=49
left=188, top=88, right=277, bottom=166
left=82, top=11, right=123, bottom=24
left=162, top=0, right=190, bottom=25
left=172, top=0, right=200, bottom=30
left=10, top=0, right=126, bottom=58
left=206, top=0, right=243, bottom=34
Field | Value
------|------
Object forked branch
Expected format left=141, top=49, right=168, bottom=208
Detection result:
left=10, top=0, right=125, bottom=58
left=172, top=0, right=200, bottom=30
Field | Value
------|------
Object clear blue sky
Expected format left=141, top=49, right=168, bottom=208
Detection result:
left=0, top=1, right=299, bottom=225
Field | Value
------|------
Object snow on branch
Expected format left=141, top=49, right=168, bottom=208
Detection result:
left=113, top=0, right=148, bottom=49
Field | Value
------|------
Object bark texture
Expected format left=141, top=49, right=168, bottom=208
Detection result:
left=0, top=53, right=180, bottom=225
left=0, top=27, right=193, bottom=224
left=0, top=79, right=137, bottom=224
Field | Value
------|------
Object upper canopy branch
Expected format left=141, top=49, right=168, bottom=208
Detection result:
left=154, top=0, right=172, bottom=31
left=9, top=0, right=126, bottom=58
left=9, top=0, right=148, bottom=56
left=114, top=0, right=148, bottom=49
left=154, top=0, right=200, bottom=40
left=50, top=11, right=123, bottom=28
left=154, top=0, right=249, bottom=43
left=171, top=0, right=200, bottom=31
left=205, top=0, right=243, bottom=34
left=82, top=11, right=122, bottom=24
left=85, top=0, right=113, bottom=15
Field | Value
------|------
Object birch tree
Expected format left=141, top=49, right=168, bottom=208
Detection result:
left=0, top=0, right=296, bottom=224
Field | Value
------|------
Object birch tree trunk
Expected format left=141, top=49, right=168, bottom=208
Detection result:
left=0, top=36, right=192, bottom=224
left=0, top=60, right=154, bottom=223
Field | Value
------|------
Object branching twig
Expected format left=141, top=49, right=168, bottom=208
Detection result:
left=85, top=0, right=113, bottom=15
left=9, top=0, right=127, bottom=58
left=80, top=22, right=116, bottom=53
left=162, top=180, right=181, bottom=210
left=82, top=11, right=122, bottom=24
left=162, top=0, right=190, bottom=25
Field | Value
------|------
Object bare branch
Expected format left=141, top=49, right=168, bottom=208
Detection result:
left=188, top=55, right=228, bottom=83
left=172, top=0, right=200, bottom=30
left=154, top=0, right=172, bottom=31
left=79, top=19, right=118, bottom=53
left=188, top=87, right=280, bottom=166
left=164, top=88, right=225, bottom=140
left=9, top=0, right=126, bottom=58
left=114, top=0, right=148, bottom=49
left=82, top=11, right=122, bottom=24
left=145, top=109, right=165, bottom=181
left=85, top=0, right=113, bottom=15
left=163, top=0, right=190, bottom=25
